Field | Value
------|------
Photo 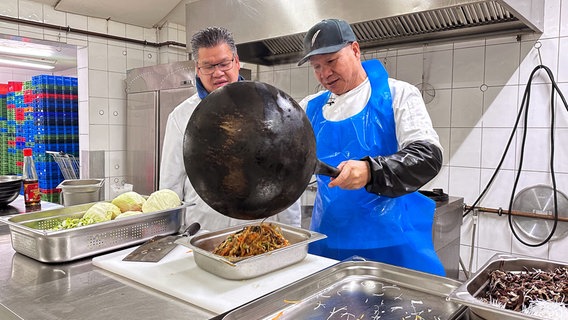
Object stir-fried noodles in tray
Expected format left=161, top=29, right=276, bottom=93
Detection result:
left=212, top=223, right=290, bottom=258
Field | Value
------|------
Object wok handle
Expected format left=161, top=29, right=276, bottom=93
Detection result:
left=181, top=222, right=201, bottom=237
left=315, top=160, right=340, bottom=178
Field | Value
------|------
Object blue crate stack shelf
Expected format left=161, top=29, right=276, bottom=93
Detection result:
left=5, top=81, right=21, bottom=177
left=0, top=83, right=8, bottom=176
left=0, top=76, right=79, bottom=203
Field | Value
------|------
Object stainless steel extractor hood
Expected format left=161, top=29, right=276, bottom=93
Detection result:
left=186, top=0, right=544, bottom=66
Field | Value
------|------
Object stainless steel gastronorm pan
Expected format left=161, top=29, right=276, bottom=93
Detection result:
left=219, top=257, right=465, bottom=320
left=177, top=222, right=326, bottom=280
left=0, top=201, right=189, bottom=263
left=448, top=253, right=567, bottom=320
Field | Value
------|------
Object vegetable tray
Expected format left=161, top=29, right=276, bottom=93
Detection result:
left=0, top=200, right=189, bottom=263
left=448, top=253, right=567, bottom=320
left=176, top=222, right=326, bottom=280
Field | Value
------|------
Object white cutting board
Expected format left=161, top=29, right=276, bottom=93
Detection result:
left=92, top=245, right=337, bottom=315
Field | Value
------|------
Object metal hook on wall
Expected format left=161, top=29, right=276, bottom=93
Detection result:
left=56, top=33, right=63, bottom=52
left=416, top=44, right=436, bottom=104
left=534, top=41, right=543, bottom=65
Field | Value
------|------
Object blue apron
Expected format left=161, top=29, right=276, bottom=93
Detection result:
left=306, top=60, right=445, bottom=276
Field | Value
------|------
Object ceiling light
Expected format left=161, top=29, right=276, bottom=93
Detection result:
left=0, top=45, right=53, bottom=58
left=0, top=57, right=55, bottom=70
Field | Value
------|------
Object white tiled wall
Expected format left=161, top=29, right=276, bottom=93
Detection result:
left=1, top=0, right=568, bottom=276
left=281, top=0, right=568, bottom=276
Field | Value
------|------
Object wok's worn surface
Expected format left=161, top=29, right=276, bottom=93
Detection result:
left=183, top=81, right=317, bottom=220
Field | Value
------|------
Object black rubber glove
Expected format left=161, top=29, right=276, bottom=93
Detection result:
left=362, top=140, right=443, bottom=197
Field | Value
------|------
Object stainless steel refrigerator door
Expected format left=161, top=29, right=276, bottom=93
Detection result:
left=126, top=87, right=195, bottom=196
left=125, top=61, right=197, bottom=196
left=158, top=87, right=195, bottom=154
left=126, top=91, right=158, bottom=196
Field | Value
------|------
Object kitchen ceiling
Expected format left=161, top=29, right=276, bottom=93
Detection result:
left=10, top=0, right=545, bottom=69
left=30, top=0, right=189, bottom=28
left=0, top=0, right=191, bottom=72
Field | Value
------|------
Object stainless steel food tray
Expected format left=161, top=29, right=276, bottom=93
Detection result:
left=176, top=221, right=326, bottom=280
left=448, top=253, right=567, bottom=320
left=217, top=257, right=465, bottom=320
left=0, top=201, right=190, bottom=263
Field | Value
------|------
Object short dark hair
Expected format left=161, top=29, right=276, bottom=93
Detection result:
left=190, top=27, right=237, bottom=61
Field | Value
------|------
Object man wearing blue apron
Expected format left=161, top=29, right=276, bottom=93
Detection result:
left=298, top=19, right=445, bottom=276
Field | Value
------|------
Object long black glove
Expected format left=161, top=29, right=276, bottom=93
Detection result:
left=362, top=140, right=443, bottom=197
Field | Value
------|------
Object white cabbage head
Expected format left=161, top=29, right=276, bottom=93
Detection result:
left=114, top=210, right=145, bottom=219
left=111, top=191, right=146, bottom=212
left=83, top=202, right=121, bottom=223
left=142, top=189, right=181, bottom=213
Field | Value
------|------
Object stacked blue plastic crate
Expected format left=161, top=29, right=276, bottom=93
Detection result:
left=32, top=75, right=79, bottom=203
left=13, top=82, right=27, bottom=174
left=0, top=84, right=7, bottom=175
left=5, top=81, right=22, bottom=176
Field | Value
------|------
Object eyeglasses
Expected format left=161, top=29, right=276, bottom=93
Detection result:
left=198, top=56, right=235, bottom=75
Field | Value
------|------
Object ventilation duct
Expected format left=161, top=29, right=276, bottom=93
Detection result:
left=187, top=0, right=544, bottom=66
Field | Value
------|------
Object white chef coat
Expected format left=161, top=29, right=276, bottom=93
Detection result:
left=160, top=93, right=302, bottom=231
left=300, top=78, right=442, bottom=151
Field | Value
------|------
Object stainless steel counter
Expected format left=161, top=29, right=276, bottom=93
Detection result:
left=0, top=196, right=474, bottom=320
left=0, top=197, right=215, bottom=320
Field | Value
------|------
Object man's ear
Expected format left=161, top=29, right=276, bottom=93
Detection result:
left=234, top=54, right=241, bottom=68
left=351, top=41, right=361, bottom=58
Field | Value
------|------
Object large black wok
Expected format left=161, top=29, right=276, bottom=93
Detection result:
left=183, top=81, right=339, bottom=220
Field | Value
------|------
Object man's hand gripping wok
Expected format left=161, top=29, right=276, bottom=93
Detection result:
left=328, top=160, right=370, bottom=190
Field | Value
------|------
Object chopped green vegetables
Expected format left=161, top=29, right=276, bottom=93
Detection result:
left=51, top=217, right=97, bottom=230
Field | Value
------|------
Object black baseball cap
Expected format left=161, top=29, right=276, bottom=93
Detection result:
left=297, top=19, right=357, bottom=66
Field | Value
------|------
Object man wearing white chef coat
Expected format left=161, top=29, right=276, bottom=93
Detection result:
left=160, top=26, right=301, bottom=231
left=298, top=19, right=445, bottom=276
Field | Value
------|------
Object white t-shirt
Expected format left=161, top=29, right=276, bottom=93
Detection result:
left=300, top=78, right=442, bottom=151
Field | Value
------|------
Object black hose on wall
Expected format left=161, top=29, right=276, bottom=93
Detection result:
left=463, top=64, right=568, bottom=247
